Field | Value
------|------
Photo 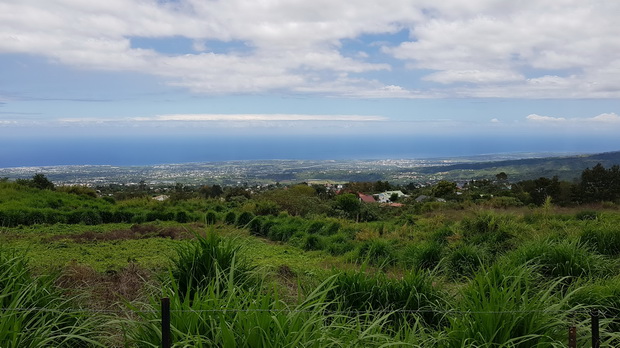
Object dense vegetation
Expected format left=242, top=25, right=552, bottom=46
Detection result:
left=2, top=166, right=620, bottom=347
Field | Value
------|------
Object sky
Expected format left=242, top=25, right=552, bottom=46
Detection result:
left=2, top=1, right=620, bottom=166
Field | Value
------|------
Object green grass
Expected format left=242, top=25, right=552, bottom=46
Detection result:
left=0, top=250, right=104, bottom=347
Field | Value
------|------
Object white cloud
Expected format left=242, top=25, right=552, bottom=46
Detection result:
left=423, top=69, right=524, bottom=84
left=1, top=1, right=620, bottom=97
left=490, top=118, right=499, bottom=123
left=55, top=114, right=387, bottom=127
left=589, top=113, right=620, bottom=123
left=526, top=112, right=620, bottom=124
left=138, top=114, right=386, bottom=122
left=526, top=114, right=567, bottom=122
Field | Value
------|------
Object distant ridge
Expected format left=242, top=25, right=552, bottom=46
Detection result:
left=1, top=151, right=620, bottom=185
left=414, top=151, right=620, bottom=181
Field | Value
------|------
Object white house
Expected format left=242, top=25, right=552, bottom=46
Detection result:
left=375, top=190, right=408, bottom=203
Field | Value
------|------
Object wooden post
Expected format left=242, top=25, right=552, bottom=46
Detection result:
left=161, top=297, right=171, bottom=348
left=591, top=309, right=600, bottom=348
left=568, top=326, right=576, bottom=348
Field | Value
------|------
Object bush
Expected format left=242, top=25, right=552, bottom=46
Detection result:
left=236, top=211, right=254, bottom=228
left=175, top=211, right=190, bottom=223
left=0, top=250, right=102, bottom=347
left=575, top=210, right=599, bottom=221
left=302, top=234, right=324, bottom=251
left=322, top=221, right=341, bottom=235
left=402, top=241, right=443, bottom=270
left=267, top=221, right=299, bottom=242
left=460, top=211, right=516, bottom=254
left=223, top=211, right=236, bottom=225
left=247, top=217, right=264, bottom=236
left=171, top=232, right=257, bottom=299
left=326, top=268, right=445, bottom=326
left=306, top=221, right=325, bottom=234
left=447, top=263, right=573, bottom=347
left=444, top=244, right=488, bottom=278
left=205, top=210, right=218, bottom=225
left=326, top=233, right=355, bottom=256
left=357, top=239, right=395, bottom=266
left=507, top=239, right=611, bottom=281
left=581, top=225, right=620, bottom=256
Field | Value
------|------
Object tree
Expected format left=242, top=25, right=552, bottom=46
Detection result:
left=432, top=181, right=457, bottom=199
left=334, top=193, right=361, bottom=221
left=577, top=163, right=620, bottom=203
left=495, top=172, right=508, bottom=182
left=31, top=174, right=55, bottom=190
left=390, top=193, right=399, bottom=202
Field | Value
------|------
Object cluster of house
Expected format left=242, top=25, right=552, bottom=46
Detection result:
left=357, top=190, right=408, bottom=207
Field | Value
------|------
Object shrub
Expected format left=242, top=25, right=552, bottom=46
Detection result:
left=357, top=239, right=395, bottom=266
left=267, top=221, right=299, bottom=242
left=175, top=211, right=190, bottom=223
left=402, top=241, right=443, bottom=270
left=205, top=210, right=218, bottom=225
left=247, top=217, right=264, bottom=236
left=326, top=269, right=445, bottom=326
left=236, top=211, right=254, bottom=228
left=0, top=250, right=103, bottom=347
left=444, top=244, right=488, bottom=278
left=306, top=220, right=325, bottom=234
left=507, top=239, right=611, bottom=281
left=460, top=211, right=516, bottom=254
left=431, top=226, right=453, bottom=245
left=326, top=233, right=355, bottom=256
left=223, top=211, right=236, bottom=225
left=171, top=232, right=257, bottom=299
left=575, top=210, right=599, bottom=221
left=302, top=234, right=324, bottom=251
left=322, top=221, right=341, bottom=235
left=581, top=224, right=620, bottom=256
left=447, top=264, right=573, bottom=347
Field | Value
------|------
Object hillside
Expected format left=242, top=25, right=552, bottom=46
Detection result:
left=413, top=151, right=620, bottom=182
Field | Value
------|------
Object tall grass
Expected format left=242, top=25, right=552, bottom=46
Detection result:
left=126, top=235, right=424, bottom=347
left=506, top=238, right=613, bottom=282
left=0, top=250, right=103, bottom=347
left=446, top=263, right=573, bottom=347
left=580, top=223, right=620, bottom=256
left=325, top=268, right=446, bottom=327
left=170, top=231, right=258, bottom=300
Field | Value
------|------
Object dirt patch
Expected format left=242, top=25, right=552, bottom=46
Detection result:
left=56, top=261, right=152, bottom=310
left=49, top=224, right=190, bottom=243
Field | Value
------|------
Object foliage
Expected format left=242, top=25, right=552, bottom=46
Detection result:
left=170, top=231, right=258, bottom=300
left=0, top=250, right=103, bottom=347
left=326, top=268, right=445, bottom=326
left=402, top=241, right=443, bottom=270
left=507, top=239, right=613, bottom=281
left=356, top=239, right=395, bottom=266
left=444, top=244, right=488, bottom=278
left=236, top=211, right=255, bottom=228
left=447, top=263, right=573, bottom=347
left=581, top=224, right=620, bottom=256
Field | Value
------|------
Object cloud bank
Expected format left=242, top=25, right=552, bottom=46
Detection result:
left=1, top=1, right=620, bottom=98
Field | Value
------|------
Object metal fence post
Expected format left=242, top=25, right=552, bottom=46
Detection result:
left=162, top=297, right=171, bottom=348
left=568, top=326, right=576, bottom=348
left=591, top=309, right=600, bottom=348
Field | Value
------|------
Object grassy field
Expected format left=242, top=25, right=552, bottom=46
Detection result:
left=3, top=180, right=620, bottom=346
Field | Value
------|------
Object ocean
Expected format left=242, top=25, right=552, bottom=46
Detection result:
left=1, top=134, right=619, bottom=168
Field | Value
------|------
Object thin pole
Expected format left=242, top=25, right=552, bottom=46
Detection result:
left=568, top=326, right=576, bottom=348
left=591, top=309, right=600, bottom=348
left=161, top=297, right=171, bottom=348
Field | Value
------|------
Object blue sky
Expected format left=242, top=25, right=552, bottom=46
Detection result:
left=2, top=1, right=620, bottom=166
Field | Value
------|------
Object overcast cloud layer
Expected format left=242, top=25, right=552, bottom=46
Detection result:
left=2, top=0, right=620, bottom=98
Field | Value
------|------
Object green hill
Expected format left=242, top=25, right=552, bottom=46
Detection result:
left=413, top=151, right=620, bottom=182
